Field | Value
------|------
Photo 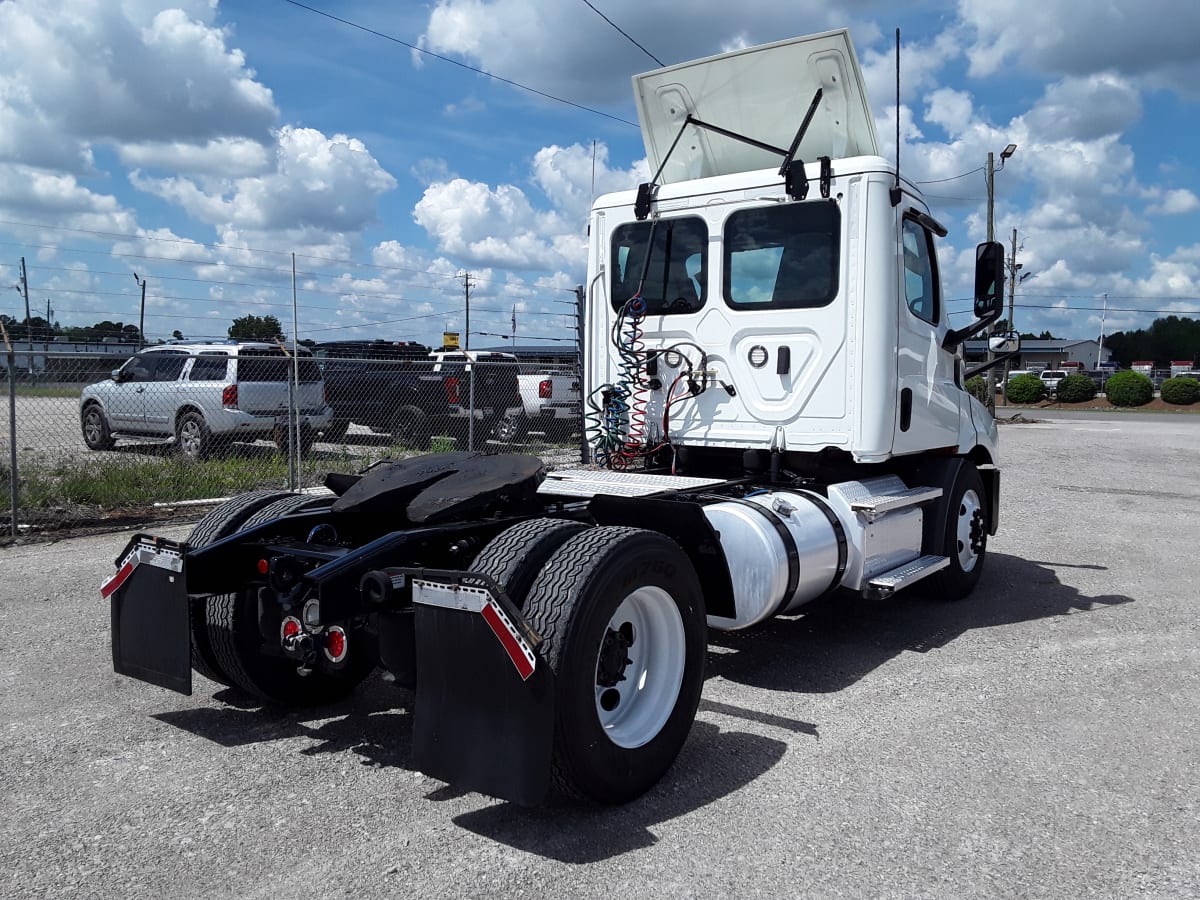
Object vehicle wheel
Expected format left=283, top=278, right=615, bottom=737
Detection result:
left=176, top=411, right=213, bottom=460
left=390, top=405, right=432, bottom=450
left=274, top=423, right=316, bottom=455
left=206, top=493, right=374, bottom=705
left=186, top=490, right=296, bottom=685
left=491, top=413, right=527, bottom=444
left=321, top=418, right=350, bottom=443
left=925, top=463, right=988, bottom=601
left=81, top=404, right=115, bottom=451
left=468, top=518, right=589, bottom=606
left=522, top=526, right=706, bottom=803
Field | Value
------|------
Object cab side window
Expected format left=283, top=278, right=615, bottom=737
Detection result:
left=902, top=218, right=940, bottom=325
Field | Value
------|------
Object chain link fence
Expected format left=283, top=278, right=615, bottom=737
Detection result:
left=2, top=345, right=584, bottom=539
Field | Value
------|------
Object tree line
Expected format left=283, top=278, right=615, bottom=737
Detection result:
left=1105, top=316, right=1200, bottom=368
left=0, top=313, right=285, bottom=344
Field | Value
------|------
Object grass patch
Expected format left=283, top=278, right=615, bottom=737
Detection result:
left=9, top=385, right=81, bottom=399
left=11, top=454, right=295, bottom=510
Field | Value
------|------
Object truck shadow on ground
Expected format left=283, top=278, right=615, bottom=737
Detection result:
left=153, top=552, right=1131, bottom=863
left=705, top=552, right=1133, bottom=694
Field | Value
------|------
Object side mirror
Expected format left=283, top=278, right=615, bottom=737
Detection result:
left=988, top=331, right=1021, bottom=355
left=111, top=368, right=124, bottom=381
left=944, top=240, right=1008, bottom=350
left=973, top=240, right=1006, bottom=319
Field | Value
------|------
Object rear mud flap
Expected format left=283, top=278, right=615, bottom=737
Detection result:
left=101, top=535, right=192, bottom=695
left=411, top=575, right=554, bottom=806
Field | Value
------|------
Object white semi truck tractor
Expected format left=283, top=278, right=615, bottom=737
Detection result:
left=103, top=29, right=1014, bottom=806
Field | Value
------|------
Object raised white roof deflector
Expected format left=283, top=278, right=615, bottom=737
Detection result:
left=633, top=29, right=879, bottom=184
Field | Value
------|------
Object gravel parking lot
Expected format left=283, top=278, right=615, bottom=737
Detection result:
left=2, top=410, right=1198, bottom=899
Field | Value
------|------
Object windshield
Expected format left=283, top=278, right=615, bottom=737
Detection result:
left=610, top=216, right=708, bottom=315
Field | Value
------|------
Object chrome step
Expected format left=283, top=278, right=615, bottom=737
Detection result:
left=865, top=554, right=950, bottom=598
left=850, top=486, right=942, bottom=518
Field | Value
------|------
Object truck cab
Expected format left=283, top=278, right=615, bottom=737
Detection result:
left=584, top=29, right=999, bottom=471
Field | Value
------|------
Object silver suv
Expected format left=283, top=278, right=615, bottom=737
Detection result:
left=80, top=342, right=332, bottom=459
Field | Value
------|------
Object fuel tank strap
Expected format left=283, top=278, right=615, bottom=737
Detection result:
left=797, top=491, right=848, bottom=596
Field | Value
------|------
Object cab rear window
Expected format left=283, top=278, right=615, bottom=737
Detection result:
left=237, top=350, right=321, bottom=383
left=723, top=200, right=839, bottom=310
left=610, top=217, right=708, bottom=315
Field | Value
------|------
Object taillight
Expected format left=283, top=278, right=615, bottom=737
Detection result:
left=538, top=378, right=552, bottom=399
left=222, top=384, right=238, bottom=408
left=444, top=376, right=460, bottom=404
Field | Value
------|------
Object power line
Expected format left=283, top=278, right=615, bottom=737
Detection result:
left=277, top=0, right=639, bottom=128
left=578, top=0, right=663, bottom=67
left=915, top=166, right=985, bottom=185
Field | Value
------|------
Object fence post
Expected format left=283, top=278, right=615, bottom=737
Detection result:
left=575, top=285, right=588, bottom=465
left=467, top=360, right=476, bottom=451
left=2, top=323, right=18, bottom=537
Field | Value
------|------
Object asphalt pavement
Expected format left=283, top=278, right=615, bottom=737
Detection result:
left=1, top=413, right=1198, bottom=899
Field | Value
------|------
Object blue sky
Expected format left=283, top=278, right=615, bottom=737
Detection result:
left=2, top=0, right=1199, bottom=351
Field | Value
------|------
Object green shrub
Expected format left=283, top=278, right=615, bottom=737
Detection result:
left=1104, top=370, right=1153, bottom=407
left=1006, top=372, right=1046, bottom=404
left=1160, top=376, right=1200, bottom=405
left=1055, top=373, right=1097, bottom=403
left=965, top=375, right=989, bottom=404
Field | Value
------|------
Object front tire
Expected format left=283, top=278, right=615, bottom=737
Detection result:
left=926, top=463, right=988, bottom=601
left=522, top=527, right=706, bottom=803
left=81, top=404, right=115, bottom=450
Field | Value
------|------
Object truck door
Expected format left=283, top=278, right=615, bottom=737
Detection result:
left=141, top=350, right=188, bottom=433
left=892, top=216, right=960, bottom=454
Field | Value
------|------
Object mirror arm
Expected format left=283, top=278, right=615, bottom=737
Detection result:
left=943, top=307, right=1001, bottom=351
left=964, top=348, right=1021, bottom=380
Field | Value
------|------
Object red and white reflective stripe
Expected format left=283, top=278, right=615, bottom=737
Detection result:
left=480, top=598, right=535, bottom=681
left=100, top=541, right=183, bottom=600
left=100, top=560, right=135, bottom=599
left=411, top=579, right=536, bottom=681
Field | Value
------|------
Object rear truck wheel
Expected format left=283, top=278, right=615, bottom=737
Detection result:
left=390, top=404, right=432, bottom=450
left=468, top=518, right=590, bottom=606
left=186, top=490, right=297, bottom=685
left=176, top=411, right=213, bottom=460
left=522, top=526, right=706, bottom=803
left=206, top=493, right=375, bottom=706
left=320, top=418, right=350, bottom=443
left=274, top=423, right=316, bottom=455
left=926, top=463, right=988, bottom=601
left=491, top=413, right=527, bottom=444
left=81, top=403, right=115, bottom=450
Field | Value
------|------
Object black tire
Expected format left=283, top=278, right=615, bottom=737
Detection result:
left=186, top=490, right=296, bottom=685
left=206, top=493, right=374, bottom=706
left=925, top=463, right=988, bottom=601
left=274, top=423, right=316, bottom=455
left=390, top=405, right=432, bottom=450
left=176, top=411, right=213, bottom=460
left=81, top=403, right=115, bottom=450
left=468, top=518, right=590, bottom=606
left=522, top=526, right=706, bottom=804
left=491, top=413, right=527, bottom=444
left=321, top=418, right=350, bottom=443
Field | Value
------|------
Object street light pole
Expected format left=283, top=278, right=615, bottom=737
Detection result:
left=984, top=143, right=1018, bottom=414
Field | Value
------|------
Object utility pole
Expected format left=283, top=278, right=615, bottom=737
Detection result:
left=133, top=272, right=147, bottom=349
left=461, top=272, right=474, bottom=351
left=1096, top=293, right=1107, bottom=368
left=18, top=257, right=32, bottom=381
left=1008, top=227, right=1019, bottom=329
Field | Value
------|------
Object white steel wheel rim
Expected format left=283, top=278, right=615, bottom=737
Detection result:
left=956, top=488, right=983, bottom=572
left=593, top=586, right=686, bottom=749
